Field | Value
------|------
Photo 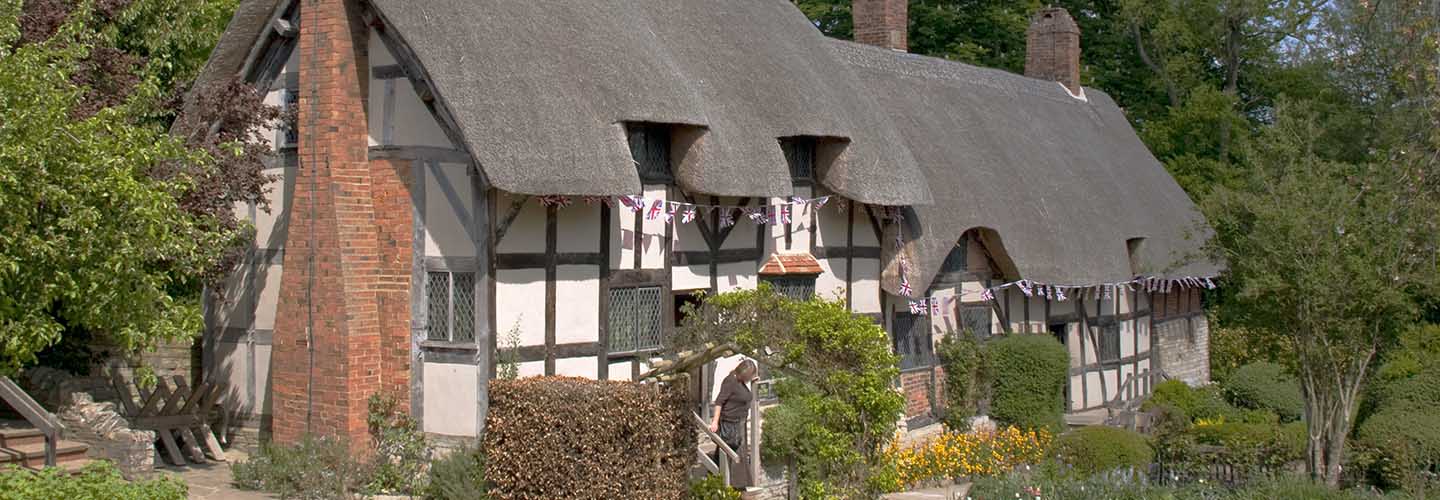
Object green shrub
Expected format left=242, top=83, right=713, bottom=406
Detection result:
left=936, top=332, right=987, bottom=429
left=687, top=474, right=740, bottom=500
left=1190, top=421, right=1306, bottom=471
left=1355, top=405, right=1440, bottom=492
left=1223, top=362, right=1304, bottom=422
left=1360, top=325, right=1440, bottom=426
left=425, top=446, right=487, bottom=500
left=0, top=461, right=186, bottom=500
left=1054, top=426, right=1153, bottom=475
left=483, top=377, right=690, bottom=499
left=367, top=392, right=430, bottom=495
left=232, top=436, right=368, bottom=499
left=987, top=334, right=1067, bottom=431
left=1146, top=379, right=1267, bottom=424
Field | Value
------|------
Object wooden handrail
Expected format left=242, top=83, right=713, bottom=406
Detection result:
left=691, top=411, right=739, bottom=462
left=0, top=376, right=61, bottom=467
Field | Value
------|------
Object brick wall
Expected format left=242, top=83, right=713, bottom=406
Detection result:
left=272, top=0, right=410, bottom=447
left=853, top=0, right=907, bottom=51
left=900, top=366, right=945, bottom=424
left=1154, top=314, right=1210, bottom=386
left=1024, top=7, right=1081, bottom=94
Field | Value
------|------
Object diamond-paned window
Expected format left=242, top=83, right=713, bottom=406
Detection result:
left=780, top=137, right=816, bottom=182
left=762, top=276, right=816, bottom=301
left=608, top=286, right=664, bottom=354
left=893, top=312, right=934, bottom=371
left=960, top=305, right=992, bottom=339
left=626, top=124, right=673, bottom=184
left=1097, top=323, right=1122, bottom=363
left=426, top=271, right=476, bottom=342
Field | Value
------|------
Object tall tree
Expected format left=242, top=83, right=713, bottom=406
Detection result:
left=1204, top=101, right=1438, bottom=486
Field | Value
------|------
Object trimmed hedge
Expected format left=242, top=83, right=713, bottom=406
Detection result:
left=1146, top=380, right=1271, bottom=424
left=936, top=332, right=987, bottom=429
left=1054, top=426, right=1154, bottom=475
left=987, top=334, right=1068, bottom=431
left=484, top=377, right=690, bottom=499
left=1222, top=362, right=1303, bottom=423
left=1354, top=405, right=1440, bottom=491
left=0, top=461, right=187, bottom=500
left=1190, top=421, right=1307, bottom=471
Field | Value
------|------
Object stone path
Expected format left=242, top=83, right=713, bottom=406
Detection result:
left=881, top=483, right=971, bottom=500
left=157, top=451, right=275, bottom=500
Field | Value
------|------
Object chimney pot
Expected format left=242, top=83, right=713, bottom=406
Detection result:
left=852, top=0, right=907, bottom=52
left=1025, top=7, right=1082, bottom=95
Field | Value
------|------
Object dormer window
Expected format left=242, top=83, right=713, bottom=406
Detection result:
left=780, top=137, right=816, bottom=184
left=626, top=123, right=674, bottom=184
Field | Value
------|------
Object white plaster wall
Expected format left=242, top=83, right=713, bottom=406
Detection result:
left=423, top=362, right=478, bottom=436
left=608, top=361, right=634, bottom=381
left=850, top=259, right=881, bottom=314
left=812, top=198, right=849, bottom=248
left=673, top=264, right=710, bottom=291
left=424, top=163, right=475, bottom=258
left=254, top=264, right=283, bottom=331
left=815, top=258, right=847, bottom=303
left=211, top=266, right=253, bottom=329
left=367, top=29, right=451, bottom=148
left=255, top=167, right=292, bottom=249
left=556, top=204, right=601, bottom=253
left=213, top=342, right=247, bottom=413
left=517, top=361, right=545, bottom=378
left=496, top=269, right=546, bottom=347
left=555, top=357, right=598, bottom=379
left=674, top=207, right=708, bottom=253
left=257, top=51, right=298, bottom=151
left=496, top=192, right=546, bottom=254
left=1066, top=325, right=1083, bottom=368
left=715, top=261, right=758, bottom=293
left=639, top=185, right=669, bottom=269
left=554, top=266, right=599, bottom=345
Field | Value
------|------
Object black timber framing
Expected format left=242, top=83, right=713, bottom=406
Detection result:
left=495, top=253, right=603, bottom=269
left=598, top=203, right=611, bottom=379
left=544, top=205, right=558, bottom=375
left=846, top=201, right=855, bottom=309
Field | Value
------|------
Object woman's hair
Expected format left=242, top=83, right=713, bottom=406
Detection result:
left=730, top=359, right=757, bottom=380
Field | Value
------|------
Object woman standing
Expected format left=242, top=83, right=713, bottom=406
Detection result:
left=709, top=359, right=757, bottom=485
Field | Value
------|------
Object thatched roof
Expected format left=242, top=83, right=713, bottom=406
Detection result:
left=832, top=41, right=1219, bottom=291
left=368, top=0, right=931, bottom=203
left=193, top=0, right=1218, bottom=289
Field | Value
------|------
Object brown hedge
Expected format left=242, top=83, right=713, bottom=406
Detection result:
left=483, top=376, right=691, bottom=499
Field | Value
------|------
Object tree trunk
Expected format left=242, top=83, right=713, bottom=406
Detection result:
left=1301, top=374, right=1361, bottom=487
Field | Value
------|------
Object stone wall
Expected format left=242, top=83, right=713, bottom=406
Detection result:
left=1154, top=314, right=1210, bottom=385
left=25, top=367, right=155, bottom=478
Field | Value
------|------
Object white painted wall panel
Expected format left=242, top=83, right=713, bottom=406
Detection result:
left=495, top=192, right=545, bottom=254
left=496, top=269, right=546, bottom=347
left=715, top=262, right=758, bottom=292
left=423, top=362, right=477, bottom=436
left=255, top=167, right=292, bottom=249
left=556, top=205, right=601, bottom=253
left=554, top=266, right=599, bottom=345
left=254, top=345, right=273, bottom=416
left=213, top=342, right=247, bottom=412
left=390, top=86, right=452, bottom=148
left=517, top=361, right=545, bottom=378
left=850, top=259, right=882, bottom=314
left=639, top=185, right=668, bottom=270
left=1067, top=327, right=1083, bottom=368
left=673, top=264, right=710, bottom=292
left=424, top=163, right=475, bottom=258
left=675, top=209, right=708, bottom=253
left=815, top=259, right=847, bottom=303
left=253, top=264, right=283, bottom=331
left=608, top=362, right=634, bottom=381
left=555, top=357, right=598, bottom=379
left=813, top=201, right=849, bottom=248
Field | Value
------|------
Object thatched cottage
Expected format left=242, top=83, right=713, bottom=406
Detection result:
left=194, top=0, right=1218, bottom=445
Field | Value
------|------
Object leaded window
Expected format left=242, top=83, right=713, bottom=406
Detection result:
left=608, top=286, right=664, bottom=354
left=762, top=276, right=816, bottom=301
left=893, top=312, right=934, bottom=371
left=780, top=137, right=816, bottom=182
left=427, top=271, right=475, bottom=342
left=960, top=305, right=992, bottom=339
left=626, top=124, right=673, bottom=184
left=280, top=88, right=299, bottom=147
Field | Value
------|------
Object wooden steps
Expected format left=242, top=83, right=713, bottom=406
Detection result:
left=0, top=425, right=91, bottom=472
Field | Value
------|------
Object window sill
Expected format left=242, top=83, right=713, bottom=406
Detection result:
left=419, top=340, right=480, bottom=351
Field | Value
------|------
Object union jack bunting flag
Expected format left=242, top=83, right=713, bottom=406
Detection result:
left=619, top=195, right=645, bottom=213
left=719, top=209, right=735, bottom=228
left=929, top=301, right=942, bottom=316
left=681, top=208, right=697, bottom=224
left=813, top=196, right=829, bottom=209
left=646, top=200, right=665, bottom=220
left=779, top=204, right=792, bottom=224
left=1055, top=287, right=1067, bottom=301
left=539, top=195, right=572, bottom=208
left=908, top=301, right=923, bottom=314
left=980, top=289, right=994, bottom=301
left=581, top=196, right=606, bottom=205
left=898, top=279, right=913, bottom=297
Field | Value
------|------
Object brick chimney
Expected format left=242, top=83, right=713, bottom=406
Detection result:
left=1025, top=7, right=1082, bottom=95
left=272, top=0, right=413, bottom=447
left=853, top=0, right=907, bottom=52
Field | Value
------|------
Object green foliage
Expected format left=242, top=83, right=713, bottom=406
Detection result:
left=0, top=17, right=220, bottom=375
left=232, top=436, right=368, bottom=499
left=1189, top=421, right=1308, bottom=472
left=1209, top=325, right=1293, bottom=383
left=1146, top=379, right=1273, bottom=425
left=1373, top=325, right=1440, bottom=388
left=0, top=461, right=187, bottom=500
left=1054, top=426, right=1154, bottom=475
left=687, top=474, right=741, bottom=500
left=1354, top=406, right=1440, bottom=492
left=483, top=377, right=690, bottom=499
left=425, top=446, right=488, bottom=500
left=677, top=286, right=903, bottom=499
left=986, top=334, right=1067, bottom=431
left=366, top=392, right=430, bottom=495
left=497, top=318, right=522, bottom=380
left=972, top=469, right=1408, bottom=500
left=1223, top=362, right=1304, bottom=423
left=936, top=331, right=988, bottom=429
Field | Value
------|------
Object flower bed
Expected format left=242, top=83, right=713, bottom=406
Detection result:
left=882, top=426, right=1052, bottom=490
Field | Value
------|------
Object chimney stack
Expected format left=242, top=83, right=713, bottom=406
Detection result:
left=853, top=0, right=907, bottom=52
left=1025, top=7, right=1082, bottom=95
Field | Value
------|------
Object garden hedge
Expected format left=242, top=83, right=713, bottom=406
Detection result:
left=483, top=376, right=690, bottom=499
left=0, top=461, right=186, bottom=500
left=1222, top=362, right=1303, bottom=422
left=1354, top=405, right=1440, bottom=491
left=987, top=334, right=1067, bottom=431
left=1054, top=426, right=1154, bottom=475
